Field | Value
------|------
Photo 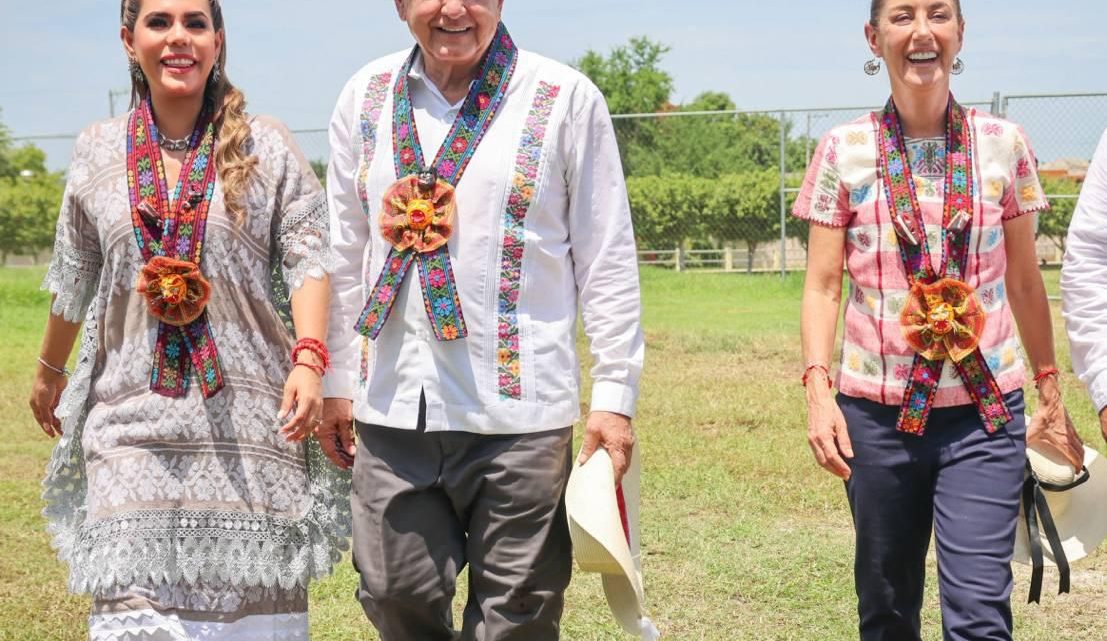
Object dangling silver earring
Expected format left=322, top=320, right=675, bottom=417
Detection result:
left=864, top=58, right=882, bottom=76
left=951, top=57, right=965, bottom=75
left=129, top=58, right=146, bottom=85
left=209, top=66, right=222, bottom=86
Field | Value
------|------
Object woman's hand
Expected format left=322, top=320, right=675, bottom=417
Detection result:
left=29, top=364, right=67, bottom=438
left=279, top=364, right=323, bottom=443
left=1028, top=377, right=1084, bottom=470
left=806, top=371, right=853, bottom=480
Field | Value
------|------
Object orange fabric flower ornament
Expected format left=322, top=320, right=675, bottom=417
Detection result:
left=900, top=278, right=986, bottom=363
left=137, top=256, right=212, bottom=326
left=379, top=175, right=456, bottom=253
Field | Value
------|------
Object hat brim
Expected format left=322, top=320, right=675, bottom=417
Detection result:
left=1014, top=446, right=1107, bottom=566
left=566, top=448, right=649, bottom=636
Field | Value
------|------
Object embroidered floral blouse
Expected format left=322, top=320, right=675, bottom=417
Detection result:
left=793, top=109, right=1049, bottom=408
left=324, top=49, right=644, bottom=434
left=41, top=115, right=350, bottom=598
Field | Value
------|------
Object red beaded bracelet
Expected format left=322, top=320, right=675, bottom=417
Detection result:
left=1033, top=366, right=1060, bottom=388
left=802, top=364, right=832, bottom=388
left=292, top=338, right=331, bottom=372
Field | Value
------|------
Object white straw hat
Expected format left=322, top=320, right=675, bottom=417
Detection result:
left=566, top=447, right=660, bottom=640
left=1014, top=443, right=1107, bottom=602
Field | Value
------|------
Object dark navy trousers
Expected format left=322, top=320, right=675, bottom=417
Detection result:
left=840, top=390, right=1026, bottom=641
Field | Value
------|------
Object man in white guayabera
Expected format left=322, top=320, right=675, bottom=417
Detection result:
left=317, top=1, right=645, bottom=638
left=1062, top=128, right=1107, bottom=443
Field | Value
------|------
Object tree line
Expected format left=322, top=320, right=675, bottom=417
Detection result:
left=0, top=114, right=63, bottom=264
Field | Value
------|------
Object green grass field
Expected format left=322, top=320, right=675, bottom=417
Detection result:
left=1, top=266, right=1104, bottom=640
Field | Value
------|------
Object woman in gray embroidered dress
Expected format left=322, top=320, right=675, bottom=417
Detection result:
left=27, top=1, right=350, bottom=638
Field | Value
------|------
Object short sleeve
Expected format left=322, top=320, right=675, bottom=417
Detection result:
left=267, top=119, right=334, bottom=291
left=1002, top=125, right=1049, bottom=220
left=42, top=130, right=103, bottom=322
left=792, top=131, right=852, bottom=227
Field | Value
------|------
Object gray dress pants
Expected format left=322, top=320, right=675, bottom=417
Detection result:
left=351, top=402, right=573, bottom=641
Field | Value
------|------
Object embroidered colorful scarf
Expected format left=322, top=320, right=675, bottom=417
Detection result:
left=877, top=96, right=1011, bottom=435
left=127, top=97, right=225, bottom=398
left=355, top=22, right=518, bottom=342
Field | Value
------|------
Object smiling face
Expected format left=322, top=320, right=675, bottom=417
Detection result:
left=865, top=0, right=964, bottom=95
left=394, top=0, right=504, bottom=74
left=122, top=0, right=224, bottom=101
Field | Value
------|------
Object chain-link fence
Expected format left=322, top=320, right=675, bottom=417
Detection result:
left=9, top=92, right=1107, bottom=271
left=618, top=93, right=1106, bottom=273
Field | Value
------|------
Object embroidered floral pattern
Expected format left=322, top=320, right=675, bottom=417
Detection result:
left=850, top=184, right=872, bottom=208
left=905, top=137, right=946, bottom=177
left=359, top=334, right=371, bottom=387
left=357, top=73, right=393, bottom=217
left=494, top=81, right=560, bottom=400
left=356, top=252, right=414, bottom=338
left=354, top=73, right=393, bottom=383
left=802, top=134, right=847, bottom=225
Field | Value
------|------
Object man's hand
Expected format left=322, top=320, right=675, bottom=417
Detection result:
left=578, top=411, right=636, bottom=484
left=318, top=398, right=356, bottom=470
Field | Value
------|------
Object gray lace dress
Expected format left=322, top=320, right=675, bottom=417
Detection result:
left=41, top=114, right=350, bottom=640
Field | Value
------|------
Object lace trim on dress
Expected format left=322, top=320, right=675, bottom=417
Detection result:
left=42, top=239, right=103, bottom=322
left=276, top=192, right=336, bottom=292
left=88, top=609, right=309, bottom=641
left=41, top=315, right=98, bottom=563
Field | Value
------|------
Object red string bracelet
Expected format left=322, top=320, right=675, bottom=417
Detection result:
left=1033, top=366, right=1059, bottom=388
left=294, top=362, right=326, bottom=378
left=292, top=338, right=331, bottom=372
left=802, top=364, right=832, bottom=388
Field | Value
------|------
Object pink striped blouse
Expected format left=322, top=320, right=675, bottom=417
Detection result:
left=793, top=109, right=1049, bottom=408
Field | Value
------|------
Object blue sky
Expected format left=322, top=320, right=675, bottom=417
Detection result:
left=2, top=0, right=1105, bottom=167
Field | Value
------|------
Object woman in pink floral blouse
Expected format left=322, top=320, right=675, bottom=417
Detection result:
left=793, top=1, right=1083, bottom=639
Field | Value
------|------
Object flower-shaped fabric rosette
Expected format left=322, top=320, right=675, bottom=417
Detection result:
left=379, top=175, right=456, bottom=253
left=137, top=256, right=212, bottom=327
left=900, top=278, right=986, bottom=363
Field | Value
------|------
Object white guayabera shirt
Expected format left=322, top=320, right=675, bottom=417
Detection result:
left=324, top=47, right=645, bottom=434
left=1062, top=129, right=1107, bottom=414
